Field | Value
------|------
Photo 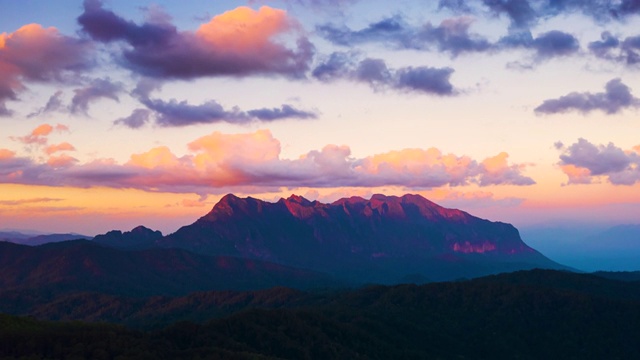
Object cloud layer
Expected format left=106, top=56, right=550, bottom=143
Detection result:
left=1, top=128, right=535, bottom=195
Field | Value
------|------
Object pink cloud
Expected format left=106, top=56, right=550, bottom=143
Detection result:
left=0, top=24, right=91, bottom=115
left=47, top=154, right=78, bottom=168
left=0, top=130, right=535, bottom=194
left=12, top=123, right=70, bottom=146
left=78, top=1, right=313, bottom=79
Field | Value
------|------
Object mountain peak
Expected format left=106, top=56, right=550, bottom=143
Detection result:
left=284, top=194, right=312, bottom=205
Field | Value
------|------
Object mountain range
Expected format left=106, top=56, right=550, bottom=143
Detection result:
left=92, top=193, right=565, bottom=284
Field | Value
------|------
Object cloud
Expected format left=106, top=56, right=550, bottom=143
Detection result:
left=443, top=0, right=640, bottom=26
left=46, top=142, right=76, bottom=155
left=395, top=67, right=456, bottom=95
left=313, top=52, right=458, bottom=95
left=481, top=0, right=537, bottom=29
left=589, top=32, right=640, bottom=66
left=28, top=90, right=65, bottom=118
left=499, top=30, right=580, bottom=61
left=0, top=24, right=91, bottom=115
left=317, top=15, right=492, bottom=56
left=11, top=123, right=69, bottom=145
left=535, top=78, right=639, bottom=115
left=70, top=77, right=124, bottom=115
left=0, top=130, right=535, bottom=194
left=247, top=105, right=317, bottom=121
left=478, top=152, right=535, bottom=186
left=128, top=96, right=316, bottom=128
left=558, top=138, right=640, bottom=185
left=0, top=198, right=63, bottom=206
left=78, top=1, right=313, bottom=79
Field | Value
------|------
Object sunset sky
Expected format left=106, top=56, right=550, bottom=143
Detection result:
left=1, top=0, right=639, bottom=236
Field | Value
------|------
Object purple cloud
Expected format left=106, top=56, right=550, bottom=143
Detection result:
left=558, top=138, right=640, bottom=185
left=78, top=0, right=314, bottom=79
left=0, top=24, right=92, bottom=115
left=114, top=109, right=153, bottom=129
left=70, top=78, right=124, bottom=115
left=317, top=15, right=492, bottom=56
left=247, top=105, right=317, bottom=121
left=535, top=78, right=639, bottom=115
left=313, top=53, right=457, bottom=95
left=395, top=67, right=456, bottom=95
left=28, top=90, right=65, bottom=118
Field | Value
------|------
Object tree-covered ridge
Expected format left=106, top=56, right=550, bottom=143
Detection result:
left=2, top=270, right=640, bottom=359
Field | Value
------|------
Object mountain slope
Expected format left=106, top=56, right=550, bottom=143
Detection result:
left=0, top=240, right=339, bottom=297
left=160, top=193, right=564, bottom=282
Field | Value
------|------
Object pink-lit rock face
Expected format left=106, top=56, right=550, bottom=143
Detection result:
left=452, top=241, right=497, bottom=254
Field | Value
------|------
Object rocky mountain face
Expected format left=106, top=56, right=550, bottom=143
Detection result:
left=157, top=194, right=563, bottom=282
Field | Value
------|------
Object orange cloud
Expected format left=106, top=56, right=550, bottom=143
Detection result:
left=188, top=129, right=280, bottom=170
left=13, top=123, right=70, bottom=145
left=560, top=164, right=592, bottom=184
left=46, top=142, right=76, bottom=155
left=47, top=154, right=78, bottom=168
left=128, top=146, right=184, bottom=169
left=197, top=6, right=294, bottom=54
left=0, top=149, right=15, bottom=160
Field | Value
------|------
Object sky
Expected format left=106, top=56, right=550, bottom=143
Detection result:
left=0, top=0, right=639, bottom=238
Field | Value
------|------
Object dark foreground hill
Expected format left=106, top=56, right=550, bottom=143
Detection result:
left=152, top=194, right=565, bottom=282
left=2, top=270, right=640, bottom=359
left=0, top=240, right=339, bottom=297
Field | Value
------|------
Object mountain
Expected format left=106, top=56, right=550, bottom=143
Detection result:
left=159, top=193, right=564, bottom=283
left=0, top=240, right=340, bottom=297
left=521, top=223, right=640, bottom=271
left=0, top=232, right=91, bottom=245
left=93, top=225, right=162, bottom=250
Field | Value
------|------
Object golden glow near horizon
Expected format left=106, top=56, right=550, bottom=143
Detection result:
left=1, top=1, right=640, bottom=234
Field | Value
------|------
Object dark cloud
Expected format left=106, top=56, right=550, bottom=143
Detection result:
left=588, top=31, right=620, bottom=58
left=438, top=0, right=474, bottom=12
left=500, top=30, right=579, bottom=60
left=140, top=98, right=250, bottom=126
left=531, top=30, right=580, bottom=58
left=0, top=24, right=92, bottom=115
left=313, top=52, right=458, bottom=95
left=535, top=78, right=639, bottom=115
left=558, top=138, right=640, bottom=185
left=588, top=32, right=640, bottom=65
left=395, top=67, right=456, bottom=95
left=311, top=52, right=355, bottom=81
left=622, top=35, right=640, bottom=64
left=482, top=0, right=537, bottom=29
left=69, top=77, right=124, bottom=115
left=317, top=15, right=492, bottom=56
left=114, top=109, right=152, bottom=129
left=78, top=0, right=314, bottom=79
left=130, top=96, right=316, bottom=127
left=247, top=105, right=317, bottom=121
